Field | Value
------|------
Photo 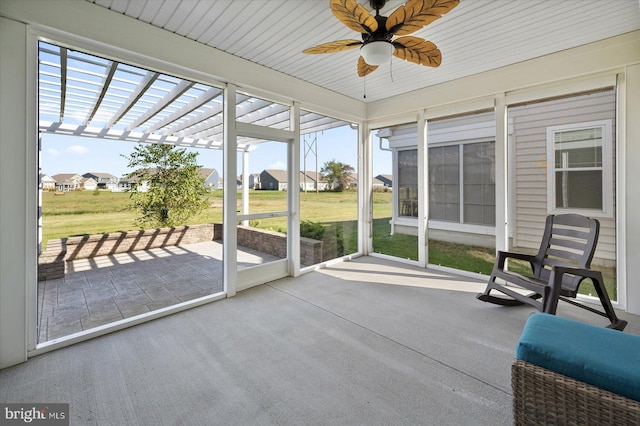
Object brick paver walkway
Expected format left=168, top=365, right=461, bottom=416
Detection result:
left=37, top=241, right=278, bottom=343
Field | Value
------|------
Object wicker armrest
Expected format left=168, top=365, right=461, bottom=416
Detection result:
left=512, top=359, right=640, bottom=425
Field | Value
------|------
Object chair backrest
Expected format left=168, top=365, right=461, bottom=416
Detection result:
left=533, top=214, right=600, bottom=292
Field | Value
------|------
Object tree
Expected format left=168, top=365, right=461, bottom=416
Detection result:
left=123, top=144, right=209, bottom=228
left=321, top=159, right=355, bottom=191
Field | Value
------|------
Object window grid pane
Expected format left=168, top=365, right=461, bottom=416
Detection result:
left=552, top=125, right=604, bottom=210
left=398, top=149, right=418, bottom=217
left=462, top=141, right=495, bottom=226
left=428, top=146, right=460, bottom=222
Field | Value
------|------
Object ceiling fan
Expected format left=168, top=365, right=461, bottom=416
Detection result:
left=303, top=0, right=459, bottom=77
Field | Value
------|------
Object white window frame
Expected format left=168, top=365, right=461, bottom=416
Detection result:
left=427, top=138, right=496, bottom=233
left=546, top=119, right=613, bottom=218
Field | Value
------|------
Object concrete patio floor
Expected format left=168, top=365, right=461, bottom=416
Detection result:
left=37, top=241, right=278, bottom=343
left=6, top=256, right=640, bottom=425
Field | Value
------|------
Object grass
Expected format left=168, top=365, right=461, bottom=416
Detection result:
left=42, top=189, right=616, bottom=299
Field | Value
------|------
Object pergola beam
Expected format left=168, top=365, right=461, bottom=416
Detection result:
left=105, top=70, right=159, bottom=129
left=126, top=80, right=195, bottom=132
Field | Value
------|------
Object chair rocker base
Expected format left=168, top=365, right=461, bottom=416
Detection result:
left=558, top=295, right=628, bottom=331
left=476, top=291, right=541, bottom=306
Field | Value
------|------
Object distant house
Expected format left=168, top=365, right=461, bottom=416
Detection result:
left=83, top=172, right=118, bottom=190
left=376, top=174, right=393, bottom=188
left=118, top=175, right=149, bottom=192
left=372, top=176, right=386, bottom=189
left=345, top=172, right=358, bottom=189
left=300, top=171, right=328, bottom=191
left=119, top=167, right=216, bottom=192
left=248, top=173, right=261, bottom=189
left=260, top=170, right=288, bottom=191
left=81, top=177, right=98, bottom=191
left=40, top=174, right=56, bottom=191
left=52, top=173, right=82, bottom=191
left=197, top=168, right=220, bottom=190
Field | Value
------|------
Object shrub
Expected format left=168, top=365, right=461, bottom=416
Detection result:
left=300, top=220, right=325, bottom=240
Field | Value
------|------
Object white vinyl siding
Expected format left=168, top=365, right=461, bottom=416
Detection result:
left=509, top=89, right=616, bottom=263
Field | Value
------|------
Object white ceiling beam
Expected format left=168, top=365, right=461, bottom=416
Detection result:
left=236, top=122, right=294, bottom=143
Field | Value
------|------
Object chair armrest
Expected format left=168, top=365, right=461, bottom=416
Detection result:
left=550, top=266, right=604, bottom=282
left=551, top=265, right=605, bottom=292
left=544, top=266, right=605, bottom=313
left=495, top=250, right=536, bottom=270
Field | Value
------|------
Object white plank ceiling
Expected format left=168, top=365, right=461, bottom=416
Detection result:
left=86, top=0, right=640, bottom=103
left=39, top=0, right=639, bottom=147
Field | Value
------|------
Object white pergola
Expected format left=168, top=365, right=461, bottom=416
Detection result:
left=38, top=42, right=351, bottom=149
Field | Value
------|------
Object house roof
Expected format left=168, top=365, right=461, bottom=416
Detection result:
left=301, top=171, right=327, bottom=184
left=261, top=170, right=330, bottom=185
left=372, top=177, right=386, bottom=186
left=51, top=173, right=81, bottom=182
left=261, top=169, right=289, bottom=184
left=197, top=168, right=216, bottom=180
left=83, top=172, right=117, bottom=179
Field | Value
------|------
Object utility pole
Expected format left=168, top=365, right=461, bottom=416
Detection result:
left=303, top=133, right=318, bottom=194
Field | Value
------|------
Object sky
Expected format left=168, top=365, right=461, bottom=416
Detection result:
left=41, top=125, right=392, bottom=179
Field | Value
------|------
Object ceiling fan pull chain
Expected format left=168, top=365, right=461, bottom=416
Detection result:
left=389, top=58, right=394, bottom=83
left=363, top=75, right=367, bottom=99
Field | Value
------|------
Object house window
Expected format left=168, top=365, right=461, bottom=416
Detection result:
left=546, top=120, right=612, bottom=215
left=398, top=149, right=418, bottom=217
left=428, top=145, right=459, bottom=222
left=428, top=141, right=495, bottom=226
left=463, top=142, right=495, bottom=225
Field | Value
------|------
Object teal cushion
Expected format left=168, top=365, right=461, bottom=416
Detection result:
left=516, top=313, right=640, bottom=401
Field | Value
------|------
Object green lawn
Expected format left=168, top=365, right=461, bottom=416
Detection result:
left=41, top=189, right=616, bottom=299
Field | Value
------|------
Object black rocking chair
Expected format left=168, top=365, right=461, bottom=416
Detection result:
left=476, top=214, right=626, bottom=330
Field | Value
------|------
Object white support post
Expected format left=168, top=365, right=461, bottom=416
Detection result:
left=624, top=64, right=640, bottom=314
left=242, top=150, right=249, bottom=227
left=495, top=94, right=509, bottom=253
left=417, top=111, right=428, bottom=267
left=223, top=84, right=238, bottom=297
left=360, top=122, right=372, bottom=255
left=288, top=102, right=301, bottom=276
left=0, top=17, right=30, bottom=367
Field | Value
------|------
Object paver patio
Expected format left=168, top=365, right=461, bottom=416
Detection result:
left=37, top=241, right=278, bottom=343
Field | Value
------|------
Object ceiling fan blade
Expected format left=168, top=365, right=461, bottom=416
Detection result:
left=358, top=56, right=379, bottom=77
left=303, top=39, right=363, bottom=54
left=392, top=36, right=442, bottom=67
left=330, top=0, right=378, bottom=34
left=386, top=0, right=459, bottom=36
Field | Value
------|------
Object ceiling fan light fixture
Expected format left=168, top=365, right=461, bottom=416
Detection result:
left=360, top=41, right=394, bottom=66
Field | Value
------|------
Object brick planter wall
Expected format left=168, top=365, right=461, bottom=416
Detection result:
left=64, top=223, right=221, bottom=260
left=236, top=226, right=322, bottom=267
left=38, top=223, right=322, bottom=281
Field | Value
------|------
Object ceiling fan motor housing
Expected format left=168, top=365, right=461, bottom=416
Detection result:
left=369, top=0, right=387, bottom=12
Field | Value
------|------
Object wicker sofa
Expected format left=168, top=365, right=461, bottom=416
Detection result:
left=512, top=313, right=640, bottom=425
